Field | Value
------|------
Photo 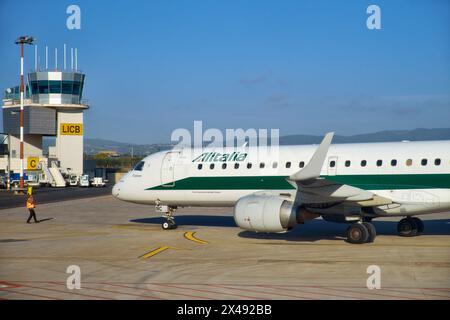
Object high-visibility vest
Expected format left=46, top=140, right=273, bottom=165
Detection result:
left=26, top=199, right=35, bottom=209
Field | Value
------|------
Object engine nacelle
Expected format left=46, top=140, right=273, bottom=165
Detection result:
left=233, top=195, right=297, bottom=233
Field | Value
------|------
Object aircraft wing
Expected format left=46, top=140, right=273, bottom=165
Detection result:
left=287, top=132, right=392, bottom=207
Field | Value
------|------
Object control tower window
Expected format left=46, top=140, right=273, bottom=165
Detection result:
left=133, top=161, right=145, bottom=171
left=30, top=81, right=38, bottom=94
left=72, top=82, right=81, bottom=95
left=38, top=81, right=49, bottom=94
left=49, top=81, right=62, bottom=94
left=62, top=81, right=73, bottom=94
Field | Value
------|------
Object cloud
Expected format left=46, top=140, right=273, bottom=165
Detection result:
left=239, top=74, right=267, bottom=85
left=339, top=94, right=450, bottom=117
left=266, top=93, right=290, bottom=109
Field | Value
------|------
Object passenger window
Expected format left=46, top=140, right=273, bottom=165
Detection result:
left=222, top=163, right=227, bottom=169
left=361, top=160, right=367, bottom=167
left=234, top=163, right=239, bottom=169
left=330, top=160, right=336, bottom=168
left=299, top=161, right=305, bottom=168
left=435, top=158, right=441, bottom=166
left=247, top=163, right=252, bottom=169
left=406, top=159, right=413, bottom=166
left=210, top=163, right=215, bottom=169
left=286, top=162, right=291, bottom=168
left=345, top=160, right=351, bottom=167
left=197, top=164, right=203, bottom=170
left=421, top=159, right=427, bottom=166
left=260, top=162, right=265, bottom=169
left=376, top=160, right=383, bottom=167
left=391, top=159, right=397, bottom=167
left=272, top=162, right=278, bottom=169
left=133, top=161, right=145, bottom=171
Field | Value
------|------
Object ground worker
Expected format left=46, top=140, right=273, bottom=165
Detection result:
left=26, top=194, right=38, bottom=223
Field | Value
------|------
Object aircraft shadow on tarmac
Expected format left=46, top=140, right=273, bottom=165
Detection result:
left=240, top=219, right=450, bottom=242
left=130, top=216, right=450, bottom=242
left=131, top=215, right=237, bottom=227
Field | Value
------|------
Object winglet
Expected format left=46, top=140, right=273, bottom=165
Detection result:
left=289, top=132, right=334, bottom=182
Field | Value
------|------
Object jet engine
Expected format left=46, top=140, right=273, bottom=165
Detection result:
left=234, top=195, right=294, bottom=232
left=233, top=194, right=319, bottom=233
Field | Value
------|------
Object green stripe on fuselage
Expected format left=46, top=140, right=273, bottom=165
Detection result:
left=146, top=174, right=450, bottom=190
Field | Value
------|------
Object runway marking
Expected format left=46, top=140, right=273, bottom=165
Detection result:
left=184, top=231, right=208, bottom=244
left=105, top=283, right=214, bottom=300
left=326, top=285, right=419, bottom=300
left=263, top=285, right=361, bottom=300
left=54, top=283, right=162, bottom=300
left=382, top=287, right=450, bottom=299
left=209, top=284, right=314, bottom=300
left=139, top=246, right=179, bottom=259
left=0, top=281, right=21, bottom=289
left=162, top=283, right=267, bottom=300
left=18, top=282, right=108, bottom=300
left=0, top=287, right=57, bottom=300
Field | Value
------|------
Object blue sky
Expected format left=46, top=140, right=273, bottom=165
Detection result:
left=1, top=0, right=449, bottom=144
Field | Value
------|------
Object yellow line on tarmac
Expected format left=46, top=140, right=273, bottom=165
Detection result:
left=184, top=231, right=208, bottom=244
left=139, top=246, right=178, bottom=259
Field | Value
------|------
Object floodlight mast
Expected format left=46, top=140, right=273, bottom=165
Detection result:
left=14, top=36, right=35, bottom=190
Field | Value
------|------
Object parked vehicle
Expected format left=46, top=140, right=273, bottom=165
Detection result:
left=91, top=177, right=106, bottom=187
left=26, top=172, right=40, bottom=187
left=0, top=174, right=6, bottom=189
left=79, top=175, right=90, bottom=187
left=10, top=173, right=29, bottom=188
left=68, top=174, right=79, bottom=186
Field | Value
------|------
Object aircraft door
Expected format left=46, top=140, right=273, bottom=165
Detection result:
left=161, top=151, right=180, bottom=187
left=327, top=156, right=338, bottom=176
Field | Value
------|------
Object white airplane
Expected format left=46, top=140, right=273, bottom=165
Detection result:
left=112, top=133, right=450, bottom=244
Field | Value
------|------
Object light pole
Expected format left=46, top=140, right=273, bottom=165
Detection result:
left=15, top=36, right=34, bottom=189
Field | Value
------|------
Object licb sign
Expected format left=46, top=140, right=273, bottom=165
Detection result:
left=60, top=123, right=83, bottom=135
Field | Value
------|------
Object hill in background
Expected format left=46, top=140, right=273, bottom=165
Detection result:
left=78, top=128, right=450, bottom=155
left=279, top=128, right=450, bottom=145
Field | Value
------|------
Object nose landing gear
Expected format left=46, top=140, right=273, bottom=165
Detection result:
left=156, top=202, right=177, bottom=230
left=162, top=217, right=177, bottom=230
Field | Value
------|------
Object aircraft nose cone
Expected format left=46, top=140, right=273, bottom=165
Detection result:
left=112, top=182, right=121, bottom=198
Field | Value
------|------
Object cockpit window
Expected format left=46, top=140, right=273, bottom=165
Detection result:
left=133, top=161, right=145, bottom=171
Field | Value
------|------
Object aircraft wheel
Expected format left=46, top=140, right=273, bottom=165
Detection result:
left=362, top=222, right=377, bottom=243
left=411, top=217, right=424, bottom=234
left=346, top=223, right=369, bottom=244
left=397, top=218, right=418, bottom=237
left=162, top=219, right=177, bottom=230
left=162, top=221, right=171, bottom=230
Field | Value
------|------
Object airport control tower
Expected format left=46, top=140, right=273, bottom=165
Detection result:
left=1, top=48, right=88, bottom=178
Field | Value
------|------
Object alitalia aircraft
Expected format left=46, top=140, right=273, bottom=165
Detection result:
left=112, top=133, right=450, bottom=244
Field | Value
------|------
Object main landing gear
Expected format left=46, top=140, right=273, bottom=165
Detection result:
left=346, top=222, right=376, bottom=244
left=156, top=202, right=177, bottom=230
left=346, top=216, right=425, bottom=244
left=397, top=217, right=424, bottom=237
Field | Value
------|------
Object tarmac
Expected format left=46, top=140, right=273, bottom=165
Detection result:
left=0, top=186, right=112, bottom=209
left=0, top=194, right=450, bottom=300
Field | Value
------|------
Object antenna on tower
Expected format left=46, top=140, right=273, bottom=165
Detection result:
left=55, top=48, right=58, bottom=70
left=64, top=44, right=66, bottom=70
left=75, top=48, right=78, bottom=70
left=45, top=46, right=48, bottom=70
left=34, top=45, right=38, bottom=71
